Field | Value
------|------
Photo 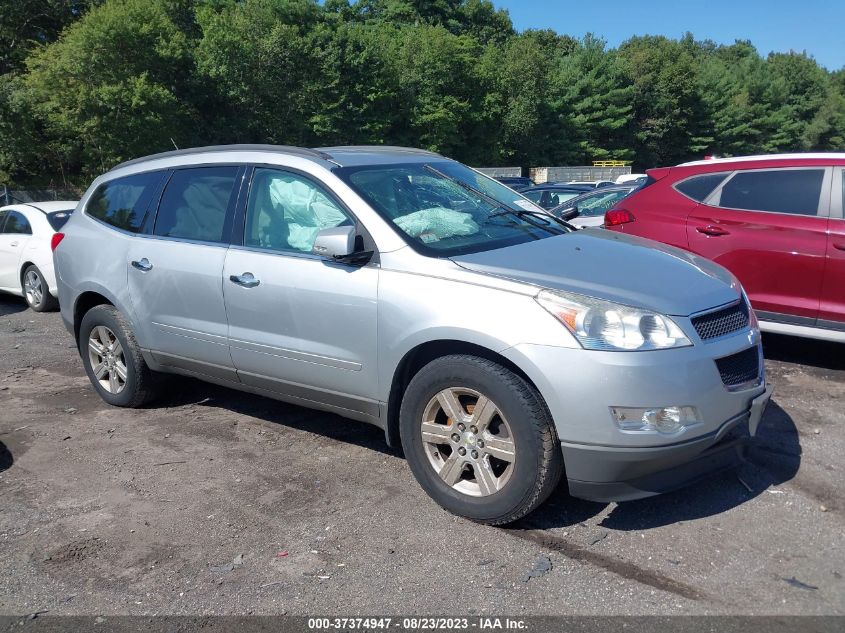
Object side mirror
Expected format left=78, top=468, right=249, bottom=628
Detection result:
left=558, top=206, right=580, bottom=222
left=312, top=225, right=373, bottom=266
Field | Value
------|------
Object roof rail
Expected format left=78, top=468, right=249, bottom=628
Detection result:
left=110, top=144, right=330, bottom=171
left=316, top=145, right=442, bottom=157
left=679, top=152, right=845, bottom=167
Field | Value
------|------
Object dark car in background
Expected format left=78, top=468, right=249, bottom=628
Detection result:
left=493, top=176, right=535, bottom=190
left=604, top=153, right=845, bottom=342
left=520, top=183, right=593, bottom=210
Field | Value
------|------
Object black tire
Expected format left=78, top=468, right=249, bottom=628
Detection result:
left=22, top=265, right=57, bottom=312
left=78, top=304, right=159, bottom=407
left=400, top=355, right=563, bottom=526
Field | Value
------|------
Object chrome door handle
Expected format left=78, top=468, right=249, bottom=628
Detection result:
left=229, top=272, right=260, bottom=288
left=131, top=258, right=153, bottom=272
left=9, top=241, right=18, bottom=247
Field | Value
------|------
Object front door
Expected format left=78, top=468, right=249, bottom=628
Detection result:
left=686, top=167, right=830, bottom=321
left=222, top=167, right=379, bottom=420
left=127, top=165, right=243, bottom=380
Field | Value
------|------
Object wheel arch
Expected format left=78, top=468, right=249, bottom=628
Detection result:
left=73, top=290, right=116, bottom=344
left=19, top=261, right=36, bottom=286
left=384, top=339, right=544, bottom=449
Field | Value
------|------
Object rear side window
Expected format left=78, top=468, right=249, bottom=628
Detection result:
left=719, top=169, right=825, bottom=216
left=47, top=210, right=73, bottom=231
left=87, top=172, right=164, bottom=233
left=2, top=211, right=31, bottom=234
left=675, top=173, right=729, bottom=202
left=153, top=166, right=239, bottom=243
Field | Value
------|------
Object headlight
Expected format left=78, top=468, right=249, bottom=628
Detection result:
left=742, top=290, right=759, bottom=329
left=536, top=289, right=692, bottom=351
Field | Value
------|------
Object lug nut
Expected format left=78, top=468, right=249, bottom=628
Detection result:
left=457, top=423, right=466, bottom=431
left=457, top=447, right=466, bottom=456
left=471, top=450, right=479, bottom=459
left=451, top=433, right=460, bottom=443
left=476, top=440, right=484, bottom=448
left=470, top=425, right=478, bottom=434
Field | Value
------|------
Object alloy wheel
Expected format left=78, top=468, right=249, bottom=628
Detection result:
left=88, top=325, right=128, bottom=394
left=420, top=387, right=516, bottom=497
left=24, top=270, right=43, bottom=307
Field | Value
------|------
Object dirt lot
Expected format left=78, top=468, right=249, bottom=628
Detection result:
left=0, top=294, right=843, bottom=616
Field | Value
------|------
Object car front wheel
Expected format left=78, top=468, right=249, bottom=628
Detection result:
left=400, top=355, right=563, bottom=525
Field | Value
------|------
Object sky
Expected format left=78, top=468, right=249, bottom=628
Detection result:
left=494, top=0, right=845, bottom=70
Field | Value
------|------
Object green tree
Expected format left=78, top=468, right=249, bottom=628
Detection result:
left=23, top=0, right=197, bottom=179
left=554, top=35, right=634, bottom=163
left=3, top=0, right=845, bottom=186
left=194, top=0, right=326, bottom=146
left=619, top=35, right=711, bottom=167
left=0, top=0, right=96, bottom=75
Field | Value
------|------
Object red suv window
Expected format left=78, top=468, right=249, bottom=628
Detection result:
left=675, top=173, right=730, bottom=202
left=718, top=169, right=824, bottom=216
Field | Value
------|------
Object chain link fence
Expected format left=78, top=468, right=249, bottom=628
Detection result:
left=1, top=186, right=80, bottom=206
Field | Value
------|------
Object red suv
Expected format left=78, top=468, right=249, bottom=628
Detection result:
left=604, top=154, right=844, bottom=342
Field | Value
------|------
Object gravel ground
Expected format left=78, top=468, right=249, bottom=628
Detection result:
left=0, top=294, right=842, bottom=616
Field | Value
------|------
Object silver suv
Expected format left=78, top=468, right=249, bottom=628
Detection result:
left=54, top=145, right=772, bottom=524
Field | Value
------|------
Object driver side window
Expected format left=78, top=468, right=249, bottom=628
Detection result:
left=245, top=168, right=352, bottom=253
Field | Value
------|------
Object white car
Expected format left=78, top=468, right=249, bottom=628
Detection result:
left=0, top=201, right=77, bottom=311
left=565, top=180, right=615, bottom=188
left=615, top=173, right=647, bottom=185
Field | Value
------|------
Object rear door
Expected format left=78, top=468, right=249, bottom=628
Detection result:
left=820, top=167, right=845, bottom=327
left=0, top=210, right=33, bottom=291
left=686, top=167, right=830, bottom=321
left=127, top=165, right=244, bottom=380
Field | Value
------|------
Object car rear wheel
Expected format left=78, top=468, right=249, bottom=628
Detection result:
left=400, top=355, right=563, bottom=525
left=79, top=305, right=160, bottom=407
left=22, top=265, right=57, bottom=312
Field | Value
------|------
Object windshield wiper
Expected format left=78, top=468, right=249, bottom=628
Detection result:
left=488, top=208, right=572, bottom=230
left=423, top=164, right=567, bottom=234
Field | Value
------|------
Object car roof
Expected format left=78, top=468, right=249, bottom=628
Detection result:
left=0, top=201, right=77, bottom=214
left=679, top=153, right=845, bottom=167
left=111, top=144, right=443, bottom=172
left=527, top=183, right=590, bottom=189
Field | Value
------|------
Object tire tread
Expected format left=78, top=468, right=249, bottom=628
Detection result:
left=79, top=305, right=159, bottom=408
left=401, top=354, right=563, bottom=526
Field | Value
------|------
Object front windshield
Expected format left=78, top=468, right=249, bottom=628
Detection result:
left=335, top=161, right=568, bottom=256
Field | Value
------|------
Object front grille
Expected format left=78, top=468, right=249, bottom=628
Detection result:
left=715, top=346, right=760, bottom=388
left=691, top=301, right=749, bottom=340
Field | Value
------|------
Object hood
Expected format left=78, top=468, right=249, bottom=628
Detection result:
left=450, top=230, right=740, bottom=316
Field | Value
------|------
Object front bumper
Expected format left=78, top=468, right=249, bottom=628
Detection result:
left=564, top=384, right=773, bottom=502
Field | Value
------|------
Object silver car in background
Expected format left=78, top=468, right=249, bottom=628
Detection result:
left=550, top=185, right=638, bottom=229
left=53, top=145, right=772, bottom=524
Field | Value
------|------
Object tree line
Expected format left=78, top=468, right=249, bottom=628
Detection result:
left=1, top=0, right=844, bottom=187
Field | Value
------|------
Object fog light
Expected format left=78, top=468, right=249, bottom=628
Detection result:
left=610, top=406, right=700, bottom=434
